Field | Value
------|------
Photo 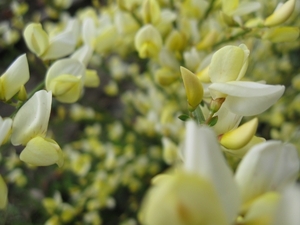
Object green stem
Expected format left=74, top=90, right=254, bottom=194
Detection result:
left=214, top=29, right=252, bottom=47
left=10, top=81, right=45, bottom=118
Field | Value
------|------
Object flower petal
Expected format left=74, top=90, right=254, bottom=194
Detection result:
left=11, top=90, right=52, bottom=145
left=209, top=81, right=285, bottom=116
left=0, top=54, right=30, bottom=101
left=184, top=121, right=239, bottom=223
left=20, top=136, right=64, bottom=167
left=235, top=141, right=299, bottom=204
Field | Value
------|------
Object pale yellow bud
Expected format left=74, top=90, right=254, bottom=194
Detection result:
left=84, top=69, right=100, bottom=88
left=134, top=24, right=162, bottom=59
left=0, top=175, right=8, bottom=209
left=220, top=117, right=258, bottom=150
left=264, top=0, right=295, bottom=26
left=20, top=136, right=64, bottom=167
left=16, top=85, right=27, bottom=101
left=141, top=0, right=161, bottom=24
left=262, top=27, right=299, bottom=43
left=196, top=30, right=218, bottom=50
left=23, top=23, right=49, bottom=56
left=180, top=67, right=204, bottom=110
left=165, top=30, right=185, bottom=52
left=154, top=67, right=179, bottom=86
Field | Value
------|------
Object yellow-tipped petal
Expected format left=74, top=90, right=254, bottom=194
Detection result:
left=84, top=69, right=100, bottom=88
left=23, top=23, right=49, bottom=56
left=220, top=117, right=258, bottom=150
left=262, top=27, right=299, bottom=43
left=20, top=136, right=64, bottom=167
left=49, top=74, right=82, bottom=103
left=0, top=175, right=8, bottom=209
left=264, top=0, right=295, bottom=26
left=180, top=67, right=203, bottom=110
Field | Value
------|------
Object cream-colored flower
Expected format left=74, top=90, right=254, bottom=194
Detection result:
left=45, top=58, right=85, bottom=103
left=134, top=24, right=162, bottom=59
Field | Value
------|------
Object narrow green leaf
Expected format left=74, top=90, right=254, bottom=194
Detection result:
left=178, top=114, right=190, bottom=121
left=209, top=116, right=218, bottom=126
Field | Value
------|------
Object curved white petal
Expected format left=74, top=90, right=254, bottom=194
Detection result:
left=235, top=141, right=299, bottom=204
left=184, top=121, right=240, bottom=223
left=82, top=18, right=96, bottom=47
left=213, top=104, right=243, bottom=135
left=71, top=45, right=93, bottom=67
left=42, top=19, right=79, bottom=60
left=209, top=81, right=285, bottom=116
left=272, top=184, right=300, bottom=225
left=46, top=58, right=85, bottom=87
left=1, top=54, right=30, bottom=100
left=11, top=90, right=52, bottom=145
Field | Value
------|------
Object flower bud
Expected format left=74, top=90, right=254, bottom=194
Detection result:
left=20, top=136, right=64, bottom=167
left=154, top=67, right=179, bottom=86
left=264, top=0, right=295, bottom=26
left=180, top=67, right=204, bottom=110
left=220, top=117, right=258, bottom=150
left=84, top=69, right=100, bottom=88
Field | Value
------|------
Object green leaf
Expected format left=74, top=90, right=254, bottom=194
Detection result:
left=178, top=114, right=190, bottom=121
left=209, top=116, right=218, bottom=126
